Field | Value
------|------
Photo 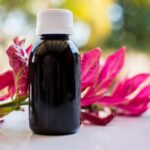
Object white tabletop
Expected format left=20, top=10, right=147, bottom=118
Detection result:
left=0, top=107, right=150, bottom=150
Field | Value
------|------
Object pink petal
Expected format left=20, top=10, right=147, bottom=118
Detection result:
left=98, top=47, right=126, bottom=89
left=113, top=74, right=150, bottom=97
left=81, top=95, right=102, bottom=107
left=81, top=111, right=116, bottom=126
left=26, top=45, right=32, bottom=54
left=116, top=86, right=150, bottom=116
left=81, top=48, right=101, bottom=91
left=0, top=94, right=10, bottom=101
left=13, top=37, right=20, bottom=45
left=97, top=96, right=126, bottom=106
left=19, top=39, right=25, bottom=46
left=0, top=71, right=14, bottom=90
left=13, top=37, right=25, bottom=46
left=117, top=103, right=149, bottom=116
left=135, top=85, right=150, bottom=99
left=0, top=70, right=15, bottom=101
left=6, top=38, right=29, bottom=96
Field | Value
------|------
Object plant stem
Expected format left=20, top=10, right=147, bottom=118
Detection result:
left=0, top=95, right=29, bottom=108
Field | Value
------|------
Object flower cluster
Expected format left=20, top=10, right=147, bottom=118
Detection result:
left=81, top=48, right=150, bottom=125
left=0, top=37, right=32, bottom=119
left=0, top=38, right=150, bottom=125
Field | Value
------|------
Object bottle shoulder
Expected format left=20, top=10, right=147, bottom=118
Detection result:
left=31, top=38, right=79, bottom=56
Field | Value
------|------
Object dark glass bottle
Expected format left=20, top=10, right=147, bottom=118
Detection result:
left=29, top=10, right=81, bottom=135
left=29, top=34, right=80, bottom=135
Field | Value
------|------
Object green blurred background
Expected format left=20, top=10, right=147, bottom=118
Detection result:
left=0, top=0, right=150, bottom=75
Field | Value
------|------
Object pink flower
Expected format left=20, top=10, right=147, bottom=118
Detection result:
left=81, top=47, right=125, bottom=107
left=0, top=37, right=32, bottom=120
left=81, top=47, right=150, bottom=125
left=6, top=37, right=32, bottom=96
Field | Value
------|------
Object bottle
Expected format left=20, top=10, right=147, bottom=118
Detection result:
left=29, top=9, right=81, bottom=135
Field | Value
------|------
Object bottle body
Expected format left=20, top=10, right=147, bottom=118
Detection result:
left=29, top=35, right=81, bottom=135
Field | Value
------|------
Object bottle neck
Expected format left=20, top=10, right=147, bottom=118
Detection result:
left=40, top=34, right=69, bottom=40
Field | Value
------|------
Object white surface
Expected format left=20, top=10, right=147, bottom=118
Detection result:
left=36, top=9, right=73, bottom=35
left=0, top=107, right=150, bottom=150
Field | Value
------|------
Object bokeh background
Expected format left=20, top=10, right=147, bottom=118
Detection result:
left=0, top=0, right=150, bottom=75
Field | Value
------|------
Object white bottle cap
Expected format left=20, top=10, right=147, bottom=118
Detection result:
left=36, top=9, right=74, bottom=35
